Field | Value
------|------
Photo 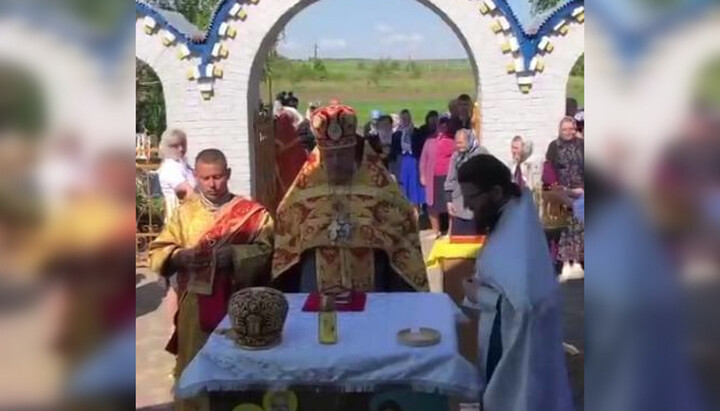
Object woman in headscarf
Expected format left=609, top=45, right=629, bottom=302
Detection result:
left=510, top=135, right=540, bottom=190
left=544, top=116, right=584, bottom=279
left=391, top=110, right=424, bottom=215
left=444, top=128, right=488, bottom=236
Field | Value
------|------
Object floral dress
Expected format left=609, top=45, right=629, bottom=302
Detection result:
left=547, top=137, right=584, bottom=263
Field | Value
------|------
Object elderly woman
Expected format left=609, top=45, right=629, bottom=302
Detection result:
left=544, top=117, right=584, bottom=279
left=510, top=135, right=540, bottom=190
left=157, top=129, right=196, bottom=223
left=444, top=128, right=488, bottom=236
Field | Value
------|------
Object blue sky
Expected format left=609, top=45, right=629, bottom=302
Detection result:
left=276, top=0, right=469, bottom=60
left=274, top=0, right=555, bottom=60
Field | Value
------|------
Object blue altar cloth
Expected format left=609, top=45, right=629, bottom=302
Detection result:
left=176, top=293, right=482, bottom=401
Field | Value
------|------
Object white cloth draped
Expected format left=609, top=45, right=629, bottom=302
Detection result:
left=177, top=293, right=482, bottom=401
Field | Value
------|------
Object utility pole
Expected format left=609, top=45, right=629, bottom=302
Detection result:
left=313, top=43, right=319, bottom=61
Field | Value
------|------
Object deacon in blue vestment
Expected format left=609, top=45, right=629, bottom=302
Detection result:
left=457, top=154, right=574, bottom=411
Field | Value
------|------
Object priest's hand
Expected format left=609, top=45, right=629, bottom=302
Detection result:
left=215, top=245, right=235, bottom=270
left=170, top=248, right=196, bottom=270
left=171, top=247, right=211, bottom=270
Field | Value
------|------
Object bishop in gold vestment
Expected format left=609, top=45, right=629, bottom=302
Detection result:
left=272, top=103, right=428, bottom=293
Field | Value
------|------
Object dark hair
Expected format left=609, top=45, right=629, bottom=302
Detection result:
left=377, top=115, right=393, bottom=124
left=458, top=93, right=472, bottom=102
left=425, top=110, right=439, bottom=122
left=377, top=400, right=402, bottom=411
left=458, top=154, right=521, bottom=197
left=400, top=109, right=410, bottom=116
left=438, top=116, right=450, bottom=126
left=195, top=148, right=228, bottom=168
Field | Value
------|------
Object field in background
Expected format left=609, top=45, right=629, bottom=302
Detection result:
left=261, top=58, right=585, bottom=125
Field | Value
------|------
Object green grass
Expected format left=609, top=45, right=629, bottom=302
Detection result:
left=696, top=56, right=720, bottom=109
left=567, top=76, right=584, bottom=107
left=261, top=58, right=585, bottom=125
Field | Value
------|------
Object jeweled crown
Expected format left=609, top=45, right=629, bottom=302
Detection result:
left=227, top=287, right=289, bottom=350
left=310, top=104, right=358, bottom=150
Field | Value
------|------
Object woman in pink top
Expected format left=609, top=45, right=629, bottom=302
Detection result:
left=420, top=116, right=455, bottom=237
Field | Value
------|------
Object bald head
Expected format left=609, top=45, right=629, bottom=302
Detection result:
left=194, top=149, right=231, bottom=201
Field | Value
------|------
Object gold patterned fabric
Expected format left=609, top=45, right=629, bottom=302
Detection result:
left=148, top=195, right=274, bottom=382
left=272, top=141, right=428, bottom=292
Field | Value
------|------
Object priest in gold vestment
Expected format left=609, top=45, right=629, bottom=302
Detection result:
left=272, top=103, right=428, bottom=292
left=149, top=149, right=273, bottom=410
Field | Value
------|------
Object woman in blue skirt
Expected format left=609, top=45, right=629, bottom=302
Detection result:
left=392, top=109, right=426, bottom=216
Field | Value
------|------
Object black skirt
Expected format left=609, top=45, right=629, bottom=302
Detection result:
left=428, top=175, right=448, bottom=215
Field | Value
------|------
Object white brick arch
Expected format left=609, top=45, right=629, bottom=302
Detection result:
left=135, top=16, right=199, bottom=143
left=136, top=0, right=584, bottom=196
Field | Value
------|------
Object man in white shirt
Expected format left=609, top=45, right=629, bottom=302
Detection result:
left=458, top=154, right=573, bottom=411
left=157, top=129, right=196, bottom=223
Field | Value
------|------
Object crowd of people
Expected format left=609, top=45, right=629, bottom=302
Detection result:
left=161, top=91, right=585, bottom=282
left=147, top=92, right=586, bottom=410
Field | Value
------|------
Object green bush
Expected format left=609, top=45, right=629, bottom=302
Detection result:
left=408, top=61, right=423, bottom=79
left=312, top=59, right=328, bottom=81
left=570, top=55, right=584, bottom=77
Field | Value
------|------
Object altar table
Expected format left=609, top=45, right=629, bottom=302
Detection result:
left=176, top=293, right=482, bottom=409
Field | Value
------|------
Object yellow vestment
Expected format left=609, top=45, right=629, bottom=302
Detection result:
left=149, top=195, right=273, bottom=411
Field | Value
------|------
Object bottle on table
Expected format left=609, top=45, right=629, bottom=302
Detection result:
left=318, top=294, right=338, bottom=344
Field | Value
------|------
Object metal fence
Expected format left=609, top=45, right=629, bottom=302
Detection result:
left=136, top=141, right=163, bottom=268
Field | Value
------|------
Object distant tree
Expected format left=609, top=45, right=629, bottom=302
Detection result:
left=408, top=60, right=422, bottom=79
left=146, top=0, right=178, bottom=9
left=368, top=62, right=384, bottom=87
left=357, top=61, right=366, bottom=70
left=136, top=59, right=166, bottom=137
left=0, top=64, right=45, bottom=136
left=390, top=60, right=401, bottom=71
left=313, top=59, right=328, bottom=80
left=529, top=0, right=563, bottom=15
left=570, top=54, right=584, bottom=77
left=175, top=0, right=215, bottom=31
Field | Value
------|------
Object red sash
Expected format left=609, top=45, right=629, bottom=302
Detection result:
left=166, top=197, right=266, bottom=354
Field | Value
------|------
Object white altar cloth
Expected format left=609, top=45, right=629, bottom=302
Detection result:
left=176, top=293, right=482, bottom=401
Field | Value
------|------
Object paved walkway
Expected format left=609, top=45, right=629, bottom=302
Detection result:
left=135, top=231, right=586, bottom=410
